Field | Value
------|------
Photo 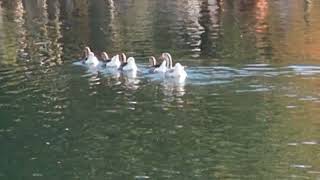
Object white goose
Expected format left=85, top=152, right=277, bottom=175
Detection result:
left=99, top=51, right=111, bottom=68
left=118, top=53, right=128, bottom=70
left=101, top=52, right=111, bottom=63
left=83, top=47, right=100, bottom=67
left=162, top=53, right=187, bottom=80
left=149, top=56, right=167, bottom=73
left=169, top=63, right=187, bottom=80
left=122, top=57, right=138, bottom=71
left=106, top=54, right=121, bottom=68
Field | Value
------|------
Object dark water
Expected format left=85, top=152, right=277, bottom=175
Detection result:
left=1, top=0, right=320, bottom=179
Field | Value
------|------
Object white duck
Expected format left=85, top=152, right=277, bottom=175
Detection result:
left=162, top=52, right=187, bottom=79
left=169, top=63, right=187, bottom=79
left=106, top=54, right=121, bottom=68
left=118, top=53, right=128, bottom=70
left=101, top=52, right=111, bottom=63
left=99, top=51, right=111, bottom=68
left=122, top=57, right=138, bottom=71
left=83, top=47, right=100, bottom=67
left=149, top=56, right=167, bottom=73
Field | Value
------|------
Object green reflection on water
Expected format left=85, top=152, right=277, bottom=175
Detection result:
left=1, top=0, right=320, bottom=179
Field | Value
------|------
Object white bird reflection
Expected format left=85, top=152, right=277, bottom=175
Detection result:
left=122, top=69, right=137, bottom=79
left=160, top=79, right=186, bottom=109
left=162, top=78, right=186, bottom=97
left=100, top=67, right=121, bottom=79
left=85, top=73, right=101, bottom=96
left=122, top=70, right=140, bottom=90
left=86, top=66, right=100, bottom=75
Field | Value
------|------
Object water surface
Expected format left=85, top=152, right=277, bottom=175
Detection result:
left=1, top=0, right=320, bottom=179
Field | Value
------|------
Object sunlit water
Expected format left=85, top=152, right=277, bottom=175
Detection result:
left=1, top=0, right=320, bottom=179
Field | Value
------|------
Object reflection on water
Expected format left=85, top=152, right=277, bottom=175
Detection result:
left=1, top=0, right=320, bottom=179
left=162, top=79, right=186, bottom=98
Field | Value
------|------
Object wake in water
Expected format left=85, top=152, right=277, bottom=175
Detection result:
left=73, top=61, right=320, bottom=86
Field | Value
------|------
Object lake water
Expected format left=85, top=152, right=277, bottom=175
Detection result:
left=1, top=0, right=320, bottom=179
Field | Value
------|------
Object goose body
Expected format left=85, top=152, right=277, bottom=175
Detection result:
left=106, top=55, right=121, bottom=68
left=101, top=52, right=111, bottom=63
left=118, top=53, right=128, bottom=70
left=100, top=52, right=111, bottom=68
left=153, top=60, right=167, bottom=73
left=162, top=53, right=187, bottom=81
left=83, top=47, right=100, bottom=66
left=122, top=57, right=138, bottom=71
left=165, top=63, right=187, bottom=79
left=77, top=48, right=187, bottom=82
left=149, top=56, right=167, bottom=73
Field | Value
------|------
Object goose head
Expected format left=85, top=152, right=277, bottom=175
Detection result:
left=119, top=53, right=127, bottom=64
left=149, top=56, right=157, bottom=67
left=111, top=54, right=119, bottom=62
left=83, top=46, right=91, bottom=59
left=162, top=52, right=173, bottom=69
left=159, top=59, right=167, bottom=68
left=153, top=59, right=167, bottom=73
left=101, top=52, right=109, bottom=62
